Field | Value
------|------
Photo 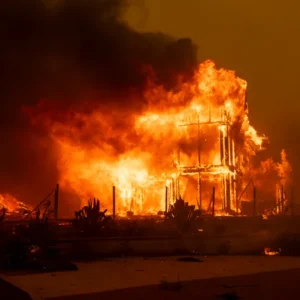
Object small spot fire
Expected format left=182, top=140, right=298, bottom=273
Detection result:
left=264, top=247, right=281, bottom=256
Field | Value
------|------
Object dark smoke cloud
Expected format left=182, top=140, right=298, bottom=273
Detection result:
left=0, top=0, right=197, bottom=106
left=0, top=0, right=198, bottom=208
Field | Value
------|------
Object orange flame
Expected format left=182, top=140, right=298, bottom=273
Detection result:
left=0, top=193, right=29, bottom=214
left=26, top=60, right=292, bottom=215
left=264, top=247, right=281, bottom=256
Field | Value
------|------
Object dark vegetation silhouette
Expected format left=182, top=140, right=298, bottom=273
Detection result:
left=166, top=197, right=201, bottom=233
left=0, top=206, right=76, bottom=272
left=0, top=196, right=204, bottom=270
left=2, top=195, right=300, bottom=271
left=73, top=198, right=115, bottom=236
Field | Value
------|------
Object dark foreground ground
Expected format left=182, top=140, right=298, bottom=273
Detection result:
left=2, top=256, right=300, bottom=299
left=1, top=278, right=32, bottom=300
left=51, top=268, right=300, bottom=300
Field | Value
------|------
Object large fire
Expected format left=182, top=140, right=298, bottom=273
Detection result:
left=23, top=60, right=291, bottom=216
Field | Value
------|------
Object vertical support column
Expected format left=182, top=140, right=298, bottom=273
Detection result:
left=198, top=173, right=202, bottom=212
left=234, top=176, right=238, bottom=213
left=220, top=128, right=224, bottom=166
left=197, top=114, right=202, bottom=212
left=220, top=122, right=227, bottom=212
left=221, top=174, right=225, bottom=211
left=236, top=177, right=239, bottom=214
left=165, top=186, right=168, bottom=215
left=54, top=183, right=59, bottom=223
left=112, top=186, right=116, bottom=219
left=228, top=136, right=231, bottom=166
left=172, top=178, right=175, bottom=203
left=197, top=115, right=201, bottom=167
left=230, top=174, right=235, bottom=211
left=223, top=130, right=227, bottom=166
left=225, top=137, right=229, bottom=166
left=212, top=186, right=215, bottom=217
left=223, top=175, right=227, bottom=212
left=177, top=147, right=181, bottom=200
left=232, top=140, right=236, bottom=167
left=220, top=124, right=225, bottom=212
left=226, top=174, right=231, bottom=211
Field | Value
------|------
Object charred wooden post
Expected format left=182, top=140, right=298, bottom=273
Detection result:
left=197, top=115, right=202, bottom=212
left=212, top=186, right=215, bottom=217
left=171, top=178, right=176, bottom=203
left=54, top=184, right=59, bottom=223
left=226, top=175, right=231, bottom=211
left=197, top=115, right=201, bottom=167
left=177, top=148, right=181, bottom=199
left=253, top=187, right=256, bottom=216
left=220, top=128, right=224, bottom=166
left=225, top=136, right=229, bottom=166
left=112, top=185, right=116, bottom=219
left=221, top=174, right=226, bottom=211
left=228, top=133, right=232, bottom=166
left=231, top=174, right=237, bottom=212
left=165, top=186, right=168, bottom=215
left=198, top=173, right=202, bottom=212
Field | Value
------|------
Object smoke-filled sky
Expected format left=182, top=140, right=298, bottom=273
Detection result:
left=0, top=0, right=298, bottom=210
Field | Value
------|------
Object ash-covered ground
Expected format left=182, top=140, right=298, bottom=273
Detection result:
left=1, top=256, right=300, bottom=299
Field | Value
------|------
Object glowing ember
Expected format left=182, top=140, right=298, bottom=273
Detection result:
left=26, top=60, right=292, bottom=215
left=264, top=247, right=281, bottom=256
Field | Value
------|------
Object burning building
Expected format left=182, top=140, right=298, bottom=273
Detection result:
left=0, top=60, right=292, bottom=217
left=20, top=60, right=290, bottom=217
left=132, top=60, right=270, bottom=215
